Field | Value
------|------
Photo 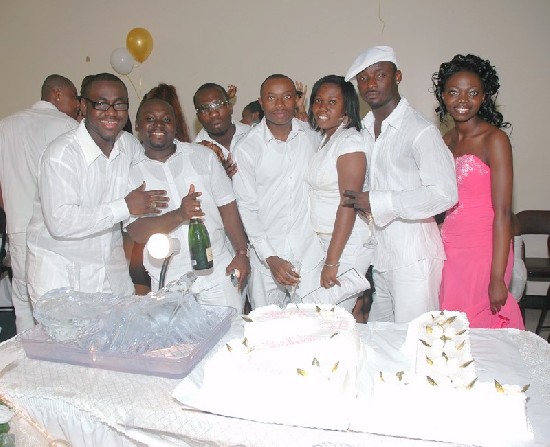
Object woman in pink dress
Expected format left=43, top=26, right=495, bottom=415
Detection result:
left=432, top=54, right=524, bottom=329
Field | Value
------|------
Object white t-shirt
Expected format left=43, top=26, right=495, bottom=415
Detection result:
left=307, top=125, right=368, bottom=236
left=129, top=141, right=235, bottom=288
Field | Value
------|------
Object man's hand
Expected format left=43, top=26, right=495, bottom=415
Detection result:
left=226, top=253, right=250, bottom=292
left=126, top=182, right=169, bottom=215
left=179, top=184, right=203, bottom=221
left=199, top=140, right=224, bottom=163
left=343, top=190, right=371, bottom=216
left=222, top=153, right=238, bottom=178
left=227, top=84, right=237, bottom=100
left=294, top=81, right=308, bottom=122
left=266, top=256, right=300, bottom=286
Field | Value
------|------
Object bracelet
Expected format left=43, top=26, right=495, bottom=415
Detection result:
left=324, top=262, right=340, bottom=268
left=236, top=248, right=249, bottom=257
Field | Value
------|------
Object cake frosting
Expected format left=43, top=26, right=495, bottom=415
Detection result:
left=355, top=310, right=532, bottom=445
left=199, top=303, right=361, bottom=430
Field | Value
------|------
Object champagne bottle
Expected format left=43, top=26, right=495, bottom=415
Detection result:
left=188, top=217, right=213, bottom=270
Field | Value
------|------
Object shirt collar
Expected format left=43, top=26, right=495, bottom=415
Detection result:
left=260, top=117, right=303, bottom=143
left=30, top=100, right=58, bottom=111
left=134, top=140, right=184, bottom=165
left=363, top=97, right=408, bottom=136
left=77, top=119, right=124, bottom=166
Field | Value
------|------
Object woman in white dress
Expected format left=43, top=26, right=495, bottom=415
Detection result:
left=306, top=75, right=372, bottom=311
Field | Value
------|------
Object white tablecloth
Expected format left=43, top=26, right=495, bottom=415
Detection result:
left=0, top=321, right=549, bottom=447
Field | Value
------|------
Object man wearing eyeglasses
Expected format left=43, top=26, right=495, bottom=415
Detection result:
left=193, top=83, right=250, bottom=178
left=26, top=73, right=168, bottom=307
left=0, top=74, right=79, bottom=332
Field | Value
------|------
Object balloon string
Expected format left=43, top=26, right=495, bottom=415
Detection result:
left=124, top=72, right=142, bottom=102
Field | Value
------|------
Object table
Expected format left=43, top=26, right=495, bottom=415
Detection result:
left=1, top=320, right=549, bottom=447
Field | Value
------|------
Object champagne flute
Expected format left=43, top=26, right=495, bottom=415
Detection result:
left=286, top=260, right=302, bottom=305
left=364, top=213, right=377, bottom=248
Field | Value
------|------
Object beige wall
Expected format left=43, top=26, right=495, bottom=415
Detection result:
left=1, top=0, right=548, bottom=217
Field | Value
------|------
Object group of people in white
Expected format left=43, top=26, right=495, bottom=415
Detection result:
left=0, top=45, right=525, bottom=335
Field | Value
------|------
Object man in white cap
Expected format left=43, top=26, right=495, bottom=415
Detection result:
left=342, top=46, right=457, bottom=323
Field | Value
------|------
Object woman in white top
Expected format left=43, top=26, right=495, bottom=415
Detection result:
left=306, top=75, right=372, bottom=311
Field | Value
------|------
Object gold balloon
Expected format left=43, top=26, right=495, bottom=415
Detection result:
left=126, top=28, right=153, bottom=63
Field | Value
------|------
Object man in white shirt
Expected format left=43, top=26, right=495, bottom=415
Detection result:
left=193, top=83, right=250, bottom=178
left=26, top=73, right=168, bottom=306
left=343, top=46, right=458, bottom=323
left=0, top=74, right=79, bottom=332
left=232, top=74, right=324, bottom=309
left=241, top=100, right=263, bottom=126
left=127, top=98, right=250, bottom=311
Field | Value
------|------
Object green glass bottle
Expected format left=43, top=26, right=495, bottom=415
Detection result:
left=188, top=217, right=213, bottom=270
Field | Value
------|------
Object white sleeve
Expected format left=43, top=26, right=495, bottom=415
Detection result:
left=232, top=141, right=277, bottom=262
left=39, top=146, right=129, bottom=239
left=371, top=126, right=458, bottom=227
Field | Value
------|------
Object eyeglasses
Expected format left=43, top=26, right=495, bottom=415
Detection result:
left=195, top=99, right=230, bottom=115
left=83, top=98, right=129, bottom=112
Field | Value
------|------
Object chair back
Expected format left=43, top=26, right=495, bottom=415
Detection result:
left=517, top=210, right=550, bottom=239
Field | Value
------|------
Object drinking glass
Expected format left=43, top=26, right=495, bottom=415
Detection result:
left=285, top=260, right=302, bottom=305
left=364, top=213, right=377, bottom=248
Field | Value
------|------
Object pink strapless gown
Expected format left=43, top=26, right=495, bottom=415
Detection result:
left=440, top=155, right=524, bottom=329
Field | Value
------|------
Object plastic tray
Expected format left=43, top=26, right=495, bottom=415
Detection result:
left=21, top=305, right=236, bottom=379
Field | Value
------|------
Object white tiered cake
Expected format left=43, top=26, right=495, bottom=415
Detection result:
left=197, top=303, right=361, bottom=430
left=354, top=311, right=532, bottom=445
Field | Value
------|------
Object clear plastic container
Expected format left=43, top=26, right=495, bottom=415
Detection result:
left=21, top=305, right=235, bottom=378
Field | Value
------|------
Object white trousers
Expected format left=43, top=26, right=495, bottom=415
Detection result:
left=8, top=232, right=35, bottom=332
left=368, top=258, right=442, bottom=323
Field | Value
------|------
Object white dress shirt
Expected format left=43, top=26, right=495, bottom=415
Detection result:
left=194, top=121, right=250, bottom=159
left=233, top=118, right=324, bottom=272
left=129, top=142, right=236, bottom=291
left=362, top=98, right=457, bottom=271
left=0, top=101, right=77, bottom=233
left=26, top=121, right=139, bottom=302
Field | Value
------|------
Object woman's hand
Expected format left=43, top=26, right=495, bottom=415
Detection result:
left=321, top=264, right=341, bottom=288
left=488, top=277, right=508, bottom=314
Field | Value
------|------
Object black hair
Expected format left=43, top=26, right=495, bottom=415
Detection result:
left=41, top=74, right=74, bottom=100
left=80, top=73, right=127, bottom=99
left=193, top=83, right=229, bottom=106
left=260, top=74, right=295, bottom=96
left=145, top=83, right=190, bottom=142
left=432, top=54, right=510, bottom=129
left=243, top=100, right=264, bottom=120
left=308, top=75, right=361, bottom=132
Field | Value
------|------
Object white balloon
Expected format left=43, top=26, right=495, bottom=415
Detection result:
left=110, top=47, right=134, bottom=75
